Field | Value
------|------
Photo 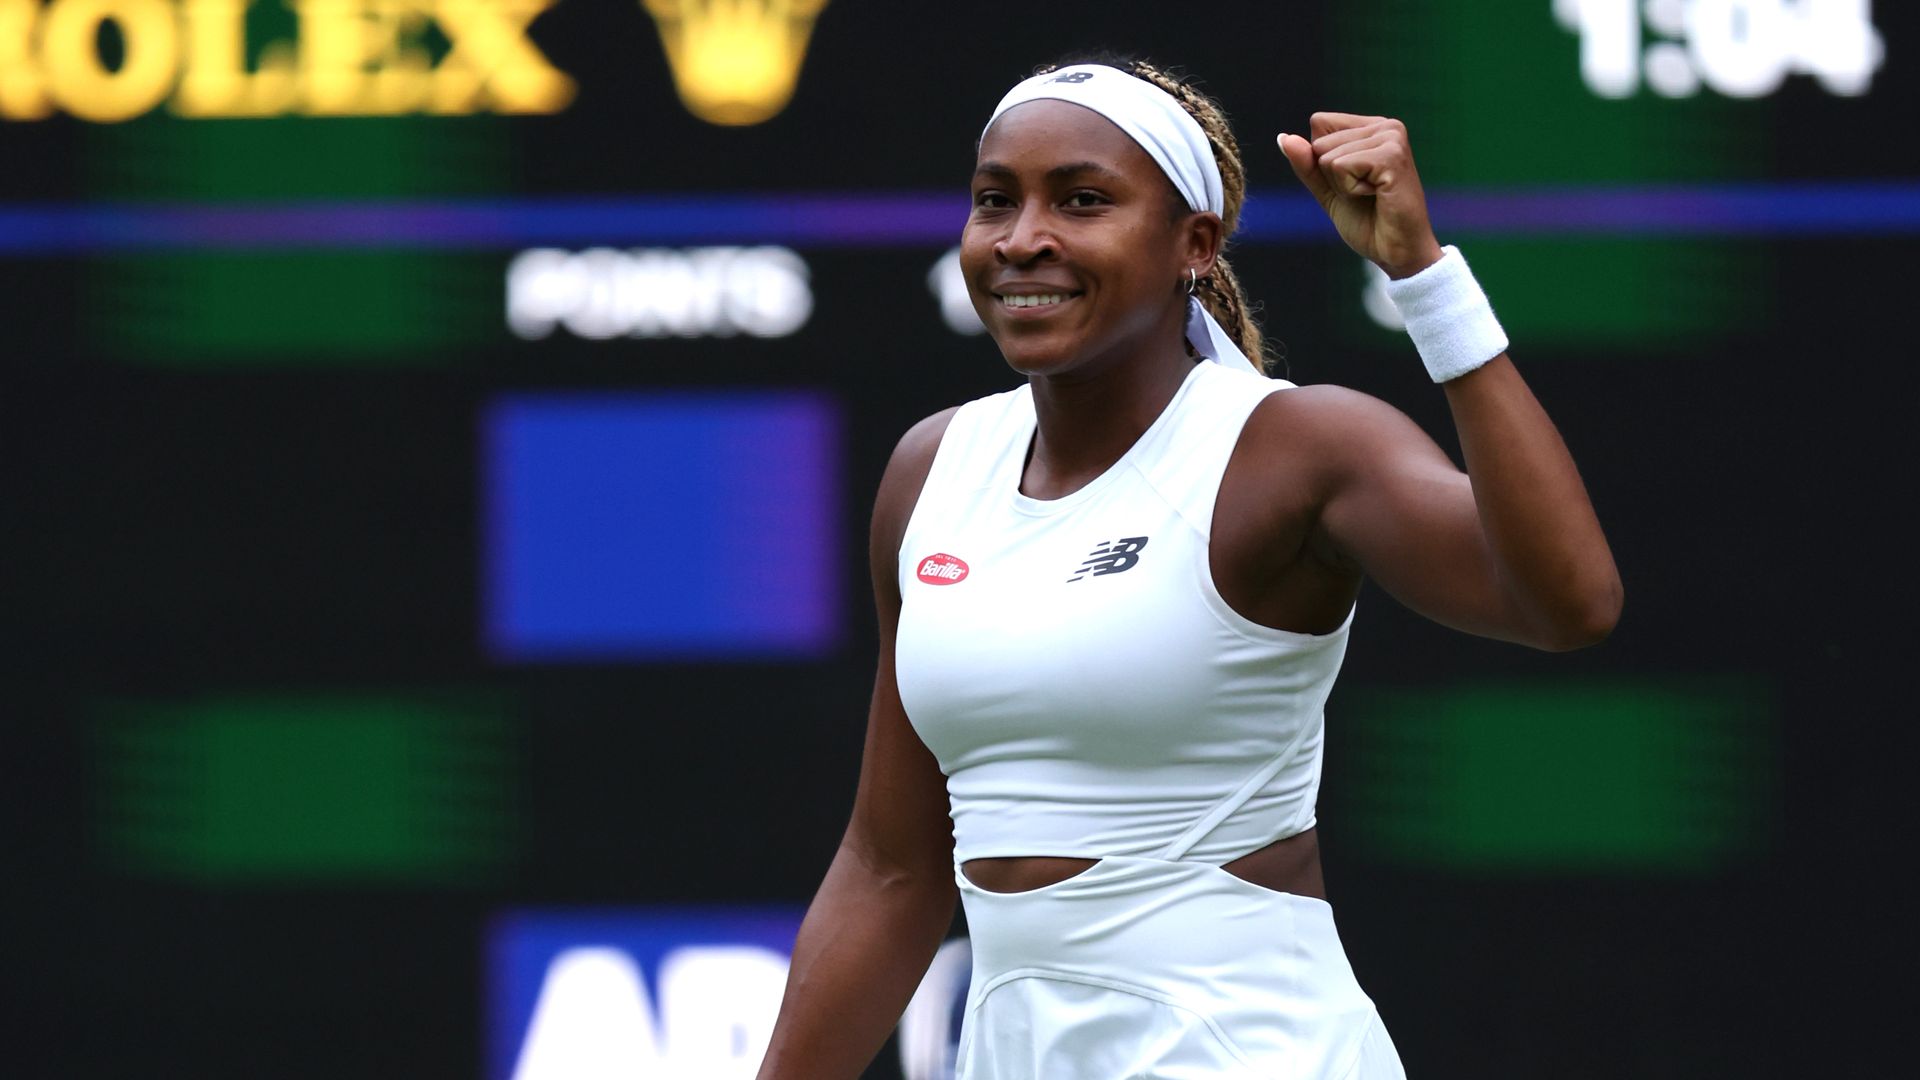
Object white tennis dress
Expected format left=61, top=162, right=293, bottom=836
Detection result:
left=894, top=359, right=1405, bottom=1079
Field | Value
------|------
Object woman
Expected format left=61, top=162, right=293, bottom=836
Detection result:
left=758, top=56, right=1621, bottom=1079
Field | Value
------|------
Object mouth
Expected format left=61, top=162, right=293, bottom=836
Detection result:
left=995, top=292, right=1082, bottom=312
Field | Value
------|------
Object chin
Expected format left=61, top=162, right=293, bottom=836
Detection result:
left=990, top=330, right=1087, bottom=376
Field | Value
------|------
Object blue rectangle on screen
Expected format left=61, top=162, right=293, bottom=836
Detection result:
left=484, top=393, right=841, bottom=660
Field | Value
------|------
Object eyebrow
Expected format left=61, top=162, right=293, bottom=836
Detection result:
left=973, top=160, right=1130, bottom=185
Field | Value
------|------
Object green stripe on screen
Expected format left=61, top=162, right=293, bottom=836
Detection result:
left=1434, top=237, right=1758, bottom=343
left=94, top=251, right=497, bottom=364
left=87, top=112, right=510, bottom=202
left=96, top=693, right=518, bottom=884
left=1340, top=679, right=1773, bottom=873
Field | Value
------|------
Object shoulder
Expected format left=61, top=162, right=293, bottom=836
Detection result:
left=878, top=381, right=1030, bottom=501
left=882, top=407, right=962, bottom=497
left=1240, top=382, right=1442, bottom=479
left=1247, top=381, right=1411, bottom=435
left=883, top=378, right=1036, bottom=488
left=871, top=406, right=962, bottom=559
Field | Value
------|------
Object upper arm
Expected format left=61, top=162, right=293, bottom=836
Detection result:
left=842, top=408, right=960, bottom=878
left=1286, top=387, right=1524, bottom=642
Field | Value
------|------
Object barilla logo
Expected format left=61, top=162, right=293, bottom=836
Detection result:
left=916, top=554, right=969, bottom=585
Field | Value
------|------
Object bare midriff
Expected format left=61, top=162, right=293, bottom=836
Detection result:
left=960, top=827, right=1325, bottom=898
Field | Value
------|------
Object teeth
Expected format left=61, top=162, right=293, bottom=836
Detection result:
left=1002, top=294, right=1069, bottom=309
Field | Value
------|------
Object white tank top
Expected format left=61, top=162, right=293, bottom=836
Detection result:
left=895, top=360, right=1355, bottom=866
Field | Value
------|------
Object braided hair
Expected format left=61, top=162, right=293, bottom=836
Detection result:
left=1034, top=53, right=1278, bottom=373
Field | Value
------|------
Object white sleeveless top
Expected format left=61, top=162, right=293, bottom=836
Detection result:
left=895, top=360, right=1355, bottom=866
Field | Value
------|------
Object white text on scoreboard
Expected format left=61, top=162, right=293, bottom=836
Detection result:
left=1554, top=0, right=1884, bottom=98
left=506, top=246, right=813, bottom=341
left=489, top=910, right=969, bottom=1080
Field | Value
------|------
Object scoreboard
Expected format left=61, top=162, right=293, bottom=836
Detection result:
left=5, top=2, right=1917, bottom=1077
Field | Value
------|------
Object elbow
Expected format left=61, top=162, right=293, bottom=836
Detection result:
left=1535, top=576, right=1623, bottom=652
left=840, top=829, right=957, bottom=902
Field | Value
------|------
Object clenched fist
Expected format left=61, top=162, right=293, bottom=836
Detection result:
left=1278, top=114, right=1444, bottom=280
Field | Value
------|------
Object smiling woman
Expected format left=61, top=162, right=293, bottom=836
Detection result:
left=964, top=109, right=1213, bottom=383
left=967, top=59, right=1269, bottom=380
left=757, top=52, right=1620, bottom=1080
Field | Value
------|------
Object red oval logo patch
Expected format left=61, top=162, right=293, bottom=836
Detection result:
left=915, top=553, right=970, bottom=585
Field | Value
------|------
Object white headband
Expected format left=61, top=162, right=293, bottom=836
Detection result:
left=981, top=64, right=1261, bottom=377
left=985, top=64, right=1223, bottom=214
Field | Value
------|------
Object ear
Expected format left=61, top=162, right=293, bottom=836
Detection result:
left=1179, top=211, right=1225, bottom=281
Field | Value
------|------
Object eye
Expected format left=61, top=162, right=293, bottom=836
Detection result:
left=1064, top=190, right=1111, bottom=208
left=973, top=190, right=1013, bottom=209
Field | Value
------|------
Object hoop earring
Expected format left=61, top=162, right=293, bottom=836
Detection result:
left=1185, top=268, right=1198, bottom=295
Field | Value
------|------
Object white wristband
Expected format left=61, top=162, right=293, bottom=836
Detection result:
left=1383, top=246, right=1508, bottom=383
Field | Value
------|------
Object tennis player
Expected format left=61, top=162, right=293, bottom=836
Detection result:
left=757, top=56, right=1621, bottom=1079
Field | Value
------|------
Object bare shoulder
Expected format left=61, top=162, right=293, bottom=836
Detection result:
left=889, top=407, right=961, bottom=475
left=878, top=407, right=960, bottom=505
left=871, top=406, right=961, bottom=558
left=1247, top=382, right=1422, bottom=441
left=1242, top=382, right=1449, bottom=477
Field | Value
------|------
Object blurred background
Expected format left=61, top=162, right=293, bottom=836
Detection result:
left=4, top=1, right=1915, bottom=1076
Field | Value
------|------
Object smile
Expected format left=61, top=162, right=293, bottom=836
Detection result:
left=998, top=293, right=1079, bottom=310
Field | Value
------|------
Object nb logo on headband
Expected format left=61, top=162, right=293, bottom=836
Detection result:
left=1046, top=72, right=1095, bottom=84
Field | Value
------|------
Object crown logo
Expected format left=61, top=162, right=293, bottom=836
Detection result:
left=641, top=0, right=831, bottom=126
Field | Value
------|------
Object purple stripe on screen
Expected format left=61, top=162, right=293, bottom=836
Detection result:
left=1, top=183, right=1917, bottom=254
left=1418, top=186, right=1913, bottom=235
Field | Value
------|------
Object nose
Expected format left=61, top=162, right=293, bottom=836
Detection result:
left=994, top=202, right=1057, bottom=266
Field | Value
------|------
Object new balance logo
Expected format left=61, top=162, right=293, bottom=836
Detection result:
left=1066, top=537, right=1148, bottom=582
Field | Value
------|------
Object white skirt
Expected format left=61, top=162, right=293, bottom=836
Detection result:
left=954, top=855, right=1405, bottom=1079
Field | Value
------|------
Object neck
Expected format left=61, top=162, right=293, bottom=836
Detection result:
left=1023, top=332, right=1197, bottom=501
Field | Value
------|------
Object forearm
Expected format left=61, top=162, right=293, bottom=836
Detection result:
left=1443, top=355, right=1622, bottom=648
left=757, top=841, right=958, bottom=1080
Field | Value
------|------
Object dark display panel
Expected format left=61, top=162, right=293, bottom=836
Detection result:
left=5, top=1, right=1916, bottom=1076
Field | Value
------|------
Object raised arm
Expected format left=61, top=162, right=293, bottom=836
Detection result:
left=756, top=408, right=960, bottom=1080
left=1275, top=114, right=1622, bottom=650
